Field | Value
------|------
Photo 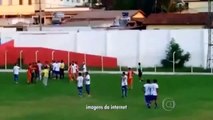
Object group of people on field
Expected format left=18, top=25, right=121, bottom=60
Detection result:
left=13, top=61, right=158, bottom=108
left=67, top=61, right=90, bottom=97
left=121, top=62, right=159, bottom=109
left=26, top=61, right=43, bottom=84
left=68, top=62, right=87, bottom=82
left=121, top=62, right=143, bottom=92
left=26, top=60, right=65, bottom=85
left=13, top=60, right=91, bottom=96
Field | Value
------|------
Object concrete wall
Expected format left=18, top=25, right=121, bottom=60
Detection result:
left=1, top=29, right=207, bottom=68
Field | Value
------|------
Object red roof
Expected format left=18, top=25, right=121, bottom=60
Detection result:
left=135, top=13, right=209, bottom=25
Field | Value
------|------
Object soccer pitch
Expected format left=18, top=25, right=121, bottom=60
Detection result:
left=0, top=72, right=213, bottom=120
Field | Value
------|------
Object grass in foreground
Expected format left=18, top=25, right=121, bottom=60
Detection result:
left=0, top=72, right=213, bottom=120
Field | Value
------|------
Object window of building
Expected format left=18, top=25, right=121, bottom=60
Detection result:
left=19, top=0, right=23, bottom=5
left=16, top=27, right=24, bottom=31
left=8, top=0, right=12, bottom=5
left=28, top=0, right=32, bottom=5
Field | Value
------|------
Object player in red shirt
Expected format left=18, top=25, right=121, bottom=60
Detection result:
left=68, top=63, right=73, bottom=81
left=27, top=63, right=32, bottom=84
left=27, top=63, right=36, bottom=84
left=127, top=67, right=134, bottom=89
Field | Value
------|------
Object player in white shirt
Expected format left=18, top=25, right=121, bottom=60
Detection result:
left=72, top=63, right=77, bottom=73
left=151, top=79, right=159, bottom=109
left=74, top=62, right=79, bottom=78
left=55, top=61, right=61, bottom=79
left=13, top=63, right=20, bottom=84
left=77, top=73, right=84, bottom=97
left=52, top=61, right=57, bottom=79
left=82, top=62, right=87, bottom=76
left=72, top=63, right=77, bottom=80
left=37, top=61, right=43, bottom=80
left=121, top=72, right=128, bottom=98
left=144, top=79, right=152, bottom=108
left=53, top=61, right=60, bottom=79
left=84, top=72, right=91, bottom=96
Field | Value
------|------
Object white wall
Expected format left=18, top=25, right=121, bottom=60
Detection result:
left=170, top=29, right=204, bottom=67
left=107, top=30, right=139, bottom=67
left=10, top=29, right=208, bottom=67
left=15, top=31, right=76, bottom=52
left=0, top=28, right=16, bottom=44
left=76, top=31, right=106, bottom=55
left=139, top=30, right=170, bottom=67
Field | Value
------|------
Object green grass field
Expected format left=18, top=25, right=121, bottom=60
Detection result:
left=0, top=72, right=213, bottom=120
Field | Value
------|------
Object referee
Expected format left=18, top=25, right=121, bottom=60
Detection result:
left=138, top=62, right=143, bottom=82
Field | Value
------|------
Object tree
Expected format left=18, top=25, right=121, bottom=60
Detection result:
left=99, top=0, right=185, bottom=14
left=155, top=0, right=174, bottom=12
left=176, top=1, right=186, bottom=13
left=99, top=0, right=155, bottom=15
left=158, top=0, right=186, bottom=13
left=141, top=0, right=155, bottom=15
left=161, top=39, right=190, bottom=68
left=100, top=0, right=114, bottom=10
left=113, top=0, right=136, bottom=10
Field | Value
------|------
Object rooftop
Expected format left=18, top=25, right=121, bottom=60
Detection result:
left=135, top=12, right=209, bottom=26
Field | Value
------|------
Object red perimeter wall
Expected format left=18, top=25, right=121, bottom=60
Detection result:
left=0, top=40, right=117, bottom=68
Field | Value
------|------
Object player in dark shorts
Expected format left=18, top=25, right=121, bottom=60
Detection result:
left=138, top=62, right=143, bottom=82
left=151, top=79, right=159, bottom=109
left=144, top=79, right=152, bottom=108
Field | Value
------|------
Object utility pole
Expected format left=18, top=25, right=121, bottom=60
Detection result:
left=207, top=0, right=212, bottom=68
left=39, top=0, right=42, bottom=31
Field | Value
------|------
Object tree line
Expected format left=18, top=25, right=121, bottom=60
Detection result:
left=91, top=0, right=186, bottom=15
